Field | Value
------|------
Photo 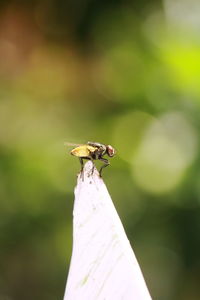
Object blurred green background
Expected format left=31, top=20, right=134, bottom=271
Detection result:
left=0, top=0, right=200, bottom=299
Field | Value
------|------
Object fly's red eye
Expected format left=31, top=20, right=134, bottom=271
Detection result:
left=107, top=145, right=116, bottom=157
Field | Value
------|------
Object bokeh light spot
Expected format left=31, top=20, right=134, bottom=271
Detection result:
left=131, top=112, right=198, bottom=194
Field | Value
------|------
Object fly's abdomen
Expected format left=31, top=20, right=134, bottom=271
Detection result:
left=71, top=145, right=96, bottom=157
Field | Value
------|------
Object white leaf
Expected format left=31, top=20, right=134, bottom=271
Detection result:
left=64, top=161, right=152, bottom=300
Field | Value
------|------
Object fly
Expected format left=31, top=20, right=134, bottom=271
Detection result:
left=65, top=141, right=116, bottom=178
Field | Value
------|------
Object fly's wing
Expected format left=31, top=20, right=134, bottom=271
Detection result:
left=64, top=142, right=84, bottom=147
left=71, top=145, right=96, bottom=157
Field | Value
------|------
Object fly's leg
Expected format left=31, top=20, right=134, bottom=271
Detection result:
left=79, top=157, right=84, bottom=172
left=88, top=156, right=95, bottom=176
left=79, top=157, right=95, bottom=179
left=99, top=157, right=110, bottom=177
left=91, top=159, right=95, bottom=175
left=90, top=149, right=102, bottom=175
left=79, top=157, right=84, bottom=181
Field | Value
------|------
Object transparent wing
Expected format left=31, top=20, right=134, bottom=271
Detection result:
left=64, top=142, right=84, bottom=147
